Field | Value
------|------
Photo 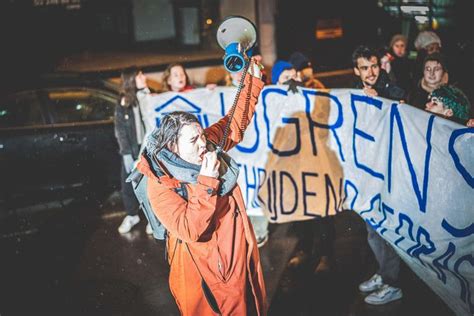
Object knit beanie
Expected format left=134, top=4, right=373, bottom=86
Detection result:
left=430, top=85, right=470, bottom=120
left=271, top=60, right=294, bottom=84
left=390, top=34, right=408, bottom=49
left=289, top=52, right=312, bottom=71
left=414, top=31, right=441, bottom=50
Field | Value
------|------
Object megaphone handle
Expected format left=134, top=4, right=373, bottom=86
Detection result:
left=217, top=58, right=253, bottom=152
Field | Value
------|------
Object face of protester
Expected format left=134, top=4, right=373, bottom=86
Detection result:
left=425, top=96, right=453, bottom=117
left=392, top=40, right=406, bottom=58
left=425, top=42, right=441, bottom=55
left=354, top=56, right=380, bottom=88
left=173, top=122, right=207, bottom=165
left=168, top=65, right=187, bottom=92
left=135, top=71, right=147, bottom=89
left=299, top=67, right=314, bottom=82
left=423, top=61, right=445, bottom=87
left=278, top=68, right=297, bottom=84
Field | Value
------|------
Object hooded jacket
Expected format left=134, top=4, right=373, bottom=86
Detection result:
left=137, top=73, right=267, bottom=316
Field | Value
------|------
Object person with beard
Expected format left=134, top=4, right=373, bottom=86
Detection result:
left=352, top=45, right=406, bottom=101
left=351, top=48, right=403, bottom=306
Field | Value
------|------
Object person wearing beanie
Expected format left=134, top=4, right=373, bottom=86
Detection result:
left=408, top=52, right=448, bottom=110
left=413, top=30, right=443, bottom=83
left=271, top=60, right=297, bottom=85
left=425, top=85, right=471, bottom=124
left=380, top=34, right=413, bottom=92
left=289, top=51, right=325, bottom=90
left=414, top=30, right=442, bottom=53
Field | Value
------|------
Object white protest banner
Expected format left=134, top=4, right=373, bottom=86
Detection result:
left=142, top=86, right=473, bottom=315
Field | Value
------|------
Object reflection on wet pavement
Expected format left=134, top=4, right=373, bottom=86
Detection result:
left=0, top=195, right=453, bottom=315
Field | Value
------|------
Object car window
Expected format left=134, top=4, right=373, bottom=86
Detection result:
left=0, top=91, right=44, bottom=129
left=47, top=88, right=116, bottom=124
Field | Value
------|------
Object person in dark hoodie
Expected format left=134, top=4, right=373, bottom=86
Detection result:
left=115, top=66, right=154, bottom=235
left=380, top=34, right=413, bottom=92
left=352, top=45, right=406, bottom=102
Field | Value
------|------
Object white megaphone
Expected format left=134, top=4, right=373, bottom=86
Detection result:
left=216, top=16, right=257, bottom=73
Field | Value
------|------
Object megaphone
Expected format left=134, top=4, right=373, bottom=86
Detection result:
left=217, top=16, right=257, bottom=73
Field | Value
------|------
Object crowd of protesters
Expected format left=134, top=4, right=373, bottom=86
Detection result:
left=113, top=29, right=472, bottom=313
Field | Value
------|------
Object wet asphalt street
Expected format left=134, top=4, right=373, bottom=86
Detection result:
left=0, top=192, right=453, bottom=316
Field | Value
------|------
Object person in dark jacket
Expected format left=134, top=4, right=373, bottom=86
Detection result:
left=115, top=66, right=152, bottom=234
left=352, top=45, right=404, bottom=305
left=380, top=34, right=413, bottom=92
left=352, top=45, right=406, bottom=101
left=289, top=51, right=326, bottom=90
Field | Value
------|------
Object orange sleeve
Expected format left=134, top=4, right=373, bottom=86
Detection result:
left=147, top=175, right=220, bottom=242
left=205, top=73, right=264, bottom=152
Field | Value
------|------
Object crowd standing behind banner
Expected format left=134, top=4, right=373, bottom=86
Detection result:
left=139, top=75, right=473, bottom=315
left=116, top=28, right=473, bottom=315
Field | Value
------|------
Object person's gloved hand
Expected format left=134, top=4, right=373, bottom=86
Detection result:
left=123, top=154, right=134, bottom=174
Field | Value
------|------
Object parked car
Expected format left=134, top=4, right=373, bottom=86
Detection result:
left=0, top=73, right=121, bottom=211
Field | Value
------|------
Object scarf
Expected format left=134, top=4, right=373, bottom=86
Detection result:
left=155, top=145, right=239, bottom=196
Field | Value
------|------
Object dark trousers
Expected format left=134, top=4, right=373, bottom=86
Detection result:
left=120, top=161, right=139, bottom=216
left=366, top=223, right=400, bottom=286
left=300, top=215, right=336, bottom=257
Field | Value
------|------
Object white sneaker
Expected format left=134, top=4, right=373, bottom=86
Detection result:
left=359, top=274, right=384, bottom=293
left=364, top=284, right=403, bottom=305
left=146, top=223, right=153, bottom=235
left=256, top=234, right=268, bottom=248
left=118, top=215, right=140, bottom=234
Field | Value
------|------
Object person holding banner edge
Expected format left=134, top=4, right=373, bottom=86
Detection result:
left=352, top=45, right=406, bottom=102
left=352, top=45, right=404, bottom=305
left=136, top=58, right=267, bottom=315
